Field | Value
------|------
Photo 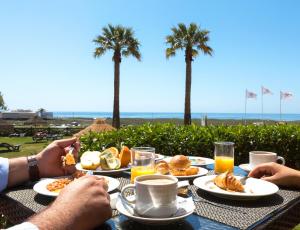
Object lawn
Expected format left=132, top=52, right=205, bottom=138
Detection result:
left=0, top=137, right=52, bottom=158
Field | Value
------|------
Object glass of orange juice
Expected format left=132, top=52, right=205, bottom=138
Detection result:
left=130, top=147, right=155, bottom=183
left=214, top=142, right=234, bottom=174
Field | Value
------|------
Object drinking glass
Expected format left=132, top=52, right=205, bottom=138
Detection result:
left=130, top=147, right=156, bottom=183
left=214, top=142, right=234, bottom=173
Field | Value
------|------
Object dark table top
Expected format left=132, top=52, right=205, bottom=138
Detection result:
left=1, top=165, right=300, bottom=230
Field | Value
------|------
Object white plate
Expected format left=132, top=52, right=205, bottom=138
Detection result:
left=155, top=154, right=165, bottom=161
left=239, top=163, right=252, bottom=172
left=116, top=195, right=194, bottom=225
left=75, top=163, right=130, bottom=174
left=193, top=175, right=279, bottom=200
left=33, top=175, right=120, bottom=197
left=173, top=167, right=208, bottom=179
left=164, top=156, right=214, bottom=166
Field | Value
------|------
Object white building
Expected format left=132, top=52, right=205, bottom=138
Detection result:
left=0, top=110, right=53, bottom=120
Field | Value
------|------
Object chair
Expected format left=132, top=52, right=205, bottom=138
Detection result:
left=0, top=143, right=21, bottom=151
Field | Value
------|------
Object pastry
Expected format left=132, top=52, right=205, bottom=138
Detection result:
left=214, top=172, right=244, bottom=192
left=170, top=168, right=186, bottom=176
left=155, top=160, right=169, bottom=175
left=185, top=166, right=199, bottom=176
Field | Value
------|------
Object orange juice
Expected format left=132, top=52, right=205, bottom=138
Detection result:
left=131, top=166, right=155, bottom=183
left=214, top=156, right=234, bottom=173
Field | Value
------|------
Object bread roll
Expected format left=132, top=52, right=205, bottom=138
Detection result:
left=169, top=155, right=191, bottom=169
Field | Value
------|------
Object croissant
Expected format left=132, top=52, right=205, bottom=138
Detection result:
left=214, top=172, right=244, bottom=192
left=155, top=161, right=169, bottom=175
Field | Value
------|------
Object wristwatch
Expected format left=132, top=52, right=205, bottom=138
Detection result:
left=27, top=156, right=40, bottom=182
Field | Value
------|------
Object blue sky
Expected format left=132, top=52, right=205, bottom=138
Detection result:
left=0, top=0, right=300, bottom=113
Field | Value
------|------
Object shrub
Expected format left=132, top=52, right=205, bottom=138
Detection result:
left=80, top=123, right=300, bottom=169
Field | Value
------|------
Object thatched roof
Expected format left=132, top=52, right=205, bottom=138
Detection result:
left=74, top=118, right=115, bottom=137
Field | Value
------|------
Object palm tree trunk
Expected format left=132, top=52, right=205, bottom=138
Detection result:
left=184, top=55, right=192, bottom=125
left=112, top=52, right=121, bottom=129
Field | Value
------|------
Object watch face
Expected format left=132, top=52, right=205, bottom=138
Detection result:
left=28, top=157, right=38, bottom=167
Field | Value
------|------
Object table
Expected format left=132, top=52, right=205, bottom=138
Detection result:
left=1, top=166, right=300, bottom=230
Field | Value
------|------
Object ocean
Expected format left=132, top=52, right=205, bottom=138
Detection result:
left=53, top=112, right=300, bottom=121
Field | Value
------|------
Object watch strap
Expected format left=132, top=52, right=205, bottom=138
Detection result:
left=27, top=156, right=40, bottom=182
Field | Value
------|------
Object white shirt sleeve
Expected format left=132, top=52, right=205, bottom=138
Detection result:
left=0, top=157, right=9, bottom=192
left=7, top=222, right=39, bottom=230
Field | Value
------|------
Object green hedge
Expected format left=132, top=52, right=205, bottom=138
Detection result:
left=80, top=123, right=300, bottom=169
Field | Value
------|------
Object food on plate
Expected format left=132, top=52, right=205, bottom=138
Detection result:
left=107, top=147, right=119, bottom=158
left=214, top=171, right=244, bottom=192
left=80, top=146, right=130, bottom=170
left=80, top=151, right=101, bottom=170
left=46, top=171, right=108, bottom=193
left=155, top=160, right=169, bottom=175
left=46, top=171, right=86, bottom=193
left=62, top=149, right=76, bottom=166
left=169, top=168, right=187, bottom=176
left=169, top=155, right=191, bottom=170
left=47, top=178, right=72, bottom=193
left=155, top=155, right=199, bottom=176
left=100, top=151, right=121, bottom=170
left=119, top=146, right=131, bottom=168
left=185, top=166, right=199, bottom=176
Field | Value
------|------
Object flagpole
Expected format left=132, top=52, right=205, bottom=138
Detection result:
left=244, top=89, right=247, bottom=125
left=280, top=91, right=282, bottom=121
left=261, top=86, right=263, bottom=121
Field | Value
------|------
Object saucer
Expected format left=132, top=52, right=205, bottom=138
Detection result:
left=239, top=163, right=252, bottom=172
left=116, top=195, right=195, bottom=225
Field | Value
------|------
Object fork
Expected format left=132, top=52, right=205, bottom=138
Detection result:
left=239, top=175, right=250, bottom=185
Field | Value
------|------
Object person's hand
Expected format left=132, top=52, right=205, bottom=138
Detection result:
left=29, top=175, right=112, bottom=230
left=36, top=137, right=80, bottom=178
left=54, top=175, right=111, bottom=229
left=249, top=162, right=300, bottom=188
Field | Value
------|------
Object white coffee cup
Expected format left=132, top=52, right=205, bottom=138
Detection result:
left=249, top=151, right=285, bottom=169
left=121, top=174, right=178, bottom=218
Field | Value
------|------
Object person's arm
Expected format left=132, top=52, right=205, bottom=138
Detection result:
left=249, top=162, right=300, bottom=188
left=6, top=138, right=80, bottom=189
left=7, top=157, right=30, bottom=188
left=28, top=176, right=112, bottom=230
left=0, top=157, right=9, bottom=191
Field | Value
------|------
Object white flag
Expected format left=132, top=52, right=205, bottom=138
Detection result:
left=262, top=86, right=272, bottom=95
left=280, top=91, right=293, bottom=100
left=246, top=90, right=257, bottom=99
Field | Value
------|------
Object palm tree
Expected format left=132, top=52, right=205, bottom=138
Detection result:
left=166, top=23, right=213, bottom=125
left=93, top=24, right=141, bottom=129
left=37, top=108, right=46, bottom=118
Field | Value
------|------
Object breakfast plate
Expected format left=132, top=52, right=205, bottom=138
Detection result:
left=164, top=156, right=214, bottom=166
left=33, top=175, right=120, bottom=197
left=75, top=163, right=130, bottom=174
left=116, top=195, right=195, bottom=225
left=193, top=175, right=279, bottom=200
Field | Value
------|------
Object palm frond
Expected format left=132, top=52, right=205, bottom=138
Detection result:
left=166, top=47, right=176, bottom=58
left=94, top=47, right=106, bottom=58
left=191, top=49, right=199, bottom=57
